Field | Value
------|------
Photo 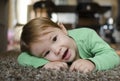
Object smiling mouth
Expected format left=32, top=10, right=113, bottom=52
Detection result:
left=62, top=49, right=68, bottom=59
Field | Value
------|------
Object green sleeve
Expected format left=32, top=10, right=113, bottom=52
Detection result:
left=87, top=29, right=120, bottom=71
left=17, top=52, right=49, bottom=68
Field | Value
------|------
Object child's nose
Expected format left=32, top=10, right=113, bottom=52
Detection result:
left=51, top=46, right=60, bottom=55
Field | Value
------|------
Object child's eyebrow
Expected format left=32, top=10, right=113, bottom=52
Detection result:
left=42, top=30, right=53, bottom=36
left=41, top=29, right=56, bottom=40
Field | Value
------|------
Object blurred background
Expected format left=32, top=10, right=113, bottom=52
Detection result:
left=0, top=0, right=120, bottom=53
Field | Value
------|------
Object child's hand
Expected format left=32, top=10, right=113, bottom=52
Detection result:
left=43, top=61, right=68, bottom=70
left=69, top=59, right=95, bottom=73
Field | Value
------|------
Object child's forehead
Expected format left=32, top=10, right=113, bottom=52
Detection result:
left=35, top=27, right=60, bottom=41
left=39, top=27, right=59, bottom=35
left=37, top=30, right=54, bottom=41
left=41, top=27, right=58, bottom=32
left=41, top=27, right=54, bottom=33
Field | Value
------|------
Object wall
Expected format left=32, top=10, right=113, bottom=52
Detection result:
left=0, top=0, right=8, bottom=52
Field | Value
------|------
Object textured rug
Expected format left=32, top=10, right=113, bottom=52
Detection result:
left=0, top=50, right=120, bottom=81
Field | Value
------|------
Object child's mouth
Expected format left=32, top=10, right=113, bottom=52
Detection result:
left=62, top=49, right=70, bottom=60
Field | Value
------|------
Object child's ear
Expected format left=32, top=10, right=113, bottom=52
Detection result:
left=57, top=22, right=68, bottom=35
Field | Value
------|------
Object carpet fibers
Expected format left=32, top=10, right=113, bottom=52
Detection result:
left=0, top=50, right=120, bottom=81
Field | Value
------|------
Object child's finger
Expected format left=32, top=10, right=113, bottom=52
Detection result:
left=83, top=68, right=91, bottom=73
left=56, top=62, right=68, bottom=69
left=62, top=62, right=68, bottom=69
left=69, top=62, right=76, bottom=71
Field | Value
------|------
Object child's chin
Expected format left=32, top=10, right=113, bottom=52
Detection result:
left=66, top=59, right=73, bottom=63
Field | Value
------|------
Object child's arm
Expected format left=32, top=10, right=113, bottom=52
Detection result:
left=17, top=52, right=49, bottom=68
left=43, top=61, right=68, bottom=70
left=70, top=28, right=120, bottom=73
left=70, top=59, right=95, bottom=73
left=17, top=52, right=68, bottom=69
left=87, top=29, right=120, bottom=71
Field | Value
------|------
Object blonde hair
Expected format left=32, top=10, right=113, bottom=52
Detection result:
left=20, top=17, right=60, bottom=52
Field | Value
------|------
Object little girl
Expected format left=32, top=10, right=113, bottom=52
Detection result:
left=18, top=17, right=120, bottom=73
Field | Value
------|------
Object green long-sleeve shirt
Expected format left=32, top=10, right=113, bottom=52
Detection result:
left=17, top=28, right=120, bottom=70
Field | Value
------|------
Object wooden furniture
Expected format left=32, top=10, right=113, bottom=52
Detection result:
left=33, top=1, right=111, bottom=31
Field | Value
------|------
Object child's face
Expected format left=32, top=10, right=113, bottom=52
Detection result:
left=30, top=26, right=78, bottom=63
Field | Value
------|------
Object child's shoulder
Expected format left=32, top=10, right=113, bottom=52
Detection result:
left=68, top=28, right=97, bottom=38
left=68, top=28, right=95, bottom=33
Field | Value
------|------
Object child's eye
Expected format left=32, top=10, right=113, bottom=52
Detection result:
left=44, top=51, right=50, bottom=57
left=52, top=36, right=57, bottom=41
